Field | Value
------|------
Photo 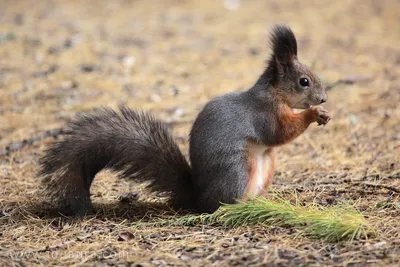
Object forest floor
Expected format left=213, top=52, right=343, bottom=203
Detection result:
left=0, top=0, right=399, bottom=266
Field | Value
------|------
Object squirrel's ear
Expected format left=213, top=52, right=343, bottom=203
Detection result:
left=269, top=25, right=298, bottom=72
left=274, top=50, right=296, bottom=67
left=274, top=55, right=292, bottom=75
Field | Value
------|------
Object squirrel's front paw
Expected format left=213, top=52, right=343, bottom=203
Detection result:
left=310, top=106, right=331, bottom=126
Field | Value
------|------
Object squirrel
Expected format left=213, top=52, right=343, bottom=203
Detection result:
left=38, top=25, right=330, bottom=216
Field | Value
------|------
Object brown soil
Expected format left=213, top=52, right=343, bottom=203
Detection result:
left=0, top=0, right=399, bottom=266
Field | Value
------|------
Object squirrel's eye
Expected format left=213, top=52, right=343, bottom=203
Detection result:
left=299, top=78, right=310, bottom=87
left=299, top=77, right=310, bottom=87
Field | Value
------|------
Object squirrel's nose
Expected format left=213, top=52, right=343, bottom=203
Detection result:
left=319, top=93, right=328, bottom=104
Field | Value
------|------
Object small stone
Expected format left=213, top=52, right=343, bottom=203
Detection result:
left=224, top=0, right=240, bottom=10
left=174, top=108, right=184, bottom=116
left=48, top=46, right=59, bottom=54
left=169, top=85, right=179, bottom=96
left=122, top=55, right=136, bottom=68
left=372, top=241, right=386, bottom=247
left=118, top=231, right=135, bottom=241
left=180, top=255, right=190, bottom=260
left=61, top=80, right=78, bottom=90
left=149, top=94, right=162, bottom=102
left=63, top=38, right=73, bottom=48
left=249, top=47, right=260, bottom=56
left=118, top=192, right=141, bottom=203
left=13, top=14, right=24, bottom=25
left=80, top=64, right=98, bottom=72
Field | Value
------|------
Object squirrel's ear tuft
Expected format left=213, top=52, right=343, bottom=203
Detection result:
left=269, top=25, right=298, bottom=66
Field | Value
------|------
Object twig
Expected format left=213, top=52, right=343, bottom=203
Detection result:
left=326, top=75, right=373, bottom=91
left=351, top=182, right=400, bottom=194
left=312, top=181, right=399, bottom=194
left=30, top=230, right=104, bottom=253
left=34, top=239, right=76, bottom=253
left=165, top=119, right=193, bottom=126
left=281, top=178, right=400, bottom=194
left=0, top=128, right=69, bottom=157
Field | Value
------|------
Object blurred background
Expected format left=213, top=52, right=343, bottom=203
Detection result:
left=1, top=0, right=398, bottom=129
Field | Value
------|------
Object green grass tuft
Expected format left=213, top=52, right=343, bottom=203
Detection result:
left=157, top=194, right=373, bottom=242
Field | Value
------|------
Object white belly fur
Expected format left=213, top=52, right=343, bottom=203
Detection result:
left=247, top=142, right=271, bottom=196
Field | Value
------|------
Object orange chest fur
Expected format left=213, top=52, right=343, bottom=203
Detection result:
left=245, top=141, right=275, bottom=197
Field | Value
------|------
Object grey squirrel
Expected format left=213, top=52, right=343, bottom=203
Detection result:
left=38, top=25, right=330, bottom=216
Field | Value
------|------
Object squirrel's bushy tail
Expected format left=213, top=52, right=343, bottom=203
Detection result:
left=38, top=105, right=194, bottom=216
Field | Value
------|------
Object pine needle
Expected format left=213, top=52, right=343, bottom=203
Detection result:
left=158, top=194, right=373, bottom=242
